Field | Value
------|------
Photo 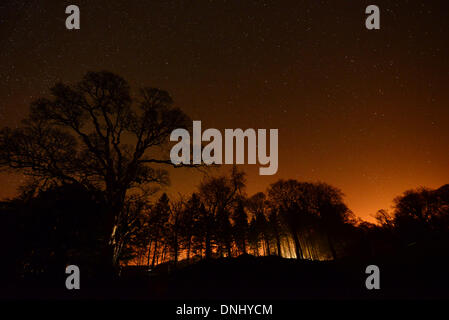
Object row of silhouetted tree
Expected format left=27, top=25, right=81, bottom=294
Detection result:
left=1, top=168, right=449, bottom=281
left=120, top=172, right=449, bottom=269
left=115, top=166, right=401, bottom=268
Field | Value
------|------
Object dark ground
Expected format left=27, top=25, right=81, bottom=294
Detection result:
left=4, top=252, right=449, bottom=300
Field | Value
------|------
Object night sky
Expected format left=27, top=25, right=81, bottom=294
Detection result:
left=1, top=1, right=448, bottom=221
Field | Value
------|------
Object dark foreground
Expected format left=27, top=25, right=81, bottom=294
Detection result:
left=3, top=252, right=449, bottom=300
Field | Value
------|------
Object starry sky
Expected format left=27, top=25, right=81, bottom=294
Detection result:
left=0, top=0, right=448, bottom=221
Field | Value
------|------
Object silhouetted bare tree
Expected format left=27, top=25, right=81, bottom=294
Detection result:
left=232, top=200, right=249, bottom=255
left=391, top=185, right=449, bottom=246
left=247, top=192, right=271, bottom=255
left=0, top=71, right=189, bottom=271
left=198, top=166, right=246, bottom=259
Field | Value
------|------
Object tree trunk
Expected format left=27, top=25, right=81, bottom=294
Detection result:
left=151, top=240, right=158, bottom=269
left=147, top=239, right=152, bottom=266
left=105, top=186, right=127, bottom=273
left=161, top=244, right=167, bottom=263
left=291, top=230, right=303, bottom=259
left=186, top=238, right=191, bottom=262
left=205, top=232, right=212, bottom=259
left=173, top=235, right=178, bottom=268
left=327, top=232, right=337, bottom=260
left=290, top=239, right=294, bottom=258
left=265, top=238, right=271, bottom=256
left=227, top=242, right=232, bottom=258
left=275, top=234, right=282, bottom=257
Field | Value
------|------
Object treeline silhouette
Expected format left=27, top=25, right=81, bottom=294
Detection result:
left=126, top=167, right=357, bottom=268
left=115, top=172, right=449, bottom=270
left=1, top=166, right=449, bottom=285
